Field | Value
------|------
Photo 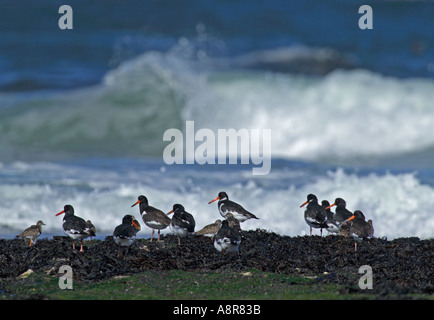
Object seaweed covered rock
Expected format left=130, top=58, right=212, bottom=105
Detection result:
left=0, top=231, right=432, bottom=295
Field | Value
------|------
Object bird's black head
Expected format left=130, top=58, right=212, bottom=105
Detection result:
left=138, top=195, right=148, bottom=205
left=209, top=191, right=228, bottom=204
left=64, top=204, right=74, bottom=213
left=56, top=204, right=74, bottom=217
left=334, top=198, right=346, bottom=208
left=307, top=194, right=318, bottom=203
left=353, top=210, right=365, bottom=220
left=122, top=214, right=140, bottom=229
left=218, top=191, right=228, bottom=201
left=131, top=195, right=149, bottom=209
left=321, top=200, right=330, bottom=208
left=221, top=219, right=229, bottom=227
left=300, top=194, right=318, bottom=208
left=122, top=214, right=135, bottom=224
left=172, top=203, right=185, bottom=213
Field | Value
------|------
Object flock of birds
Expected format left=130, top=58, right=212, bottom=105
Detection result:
left=14, top=191, right=374, bottom=256
left=301, top=194, right=375, bottom=251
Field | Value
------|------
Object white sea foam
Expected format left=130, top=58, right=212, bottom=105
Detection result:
left=1, top=49, right=434, bottom=163
left=1, top=48, right=434, bottom=241
left=183, top=68, right=434, bottom=162
left=1, top=161, right=433, bottom=240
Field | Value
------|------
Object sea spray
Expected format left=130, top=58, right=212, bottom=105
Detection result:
left=1, top=160, right=433, bottom=239
left=1, top=52, right=434, bottom=162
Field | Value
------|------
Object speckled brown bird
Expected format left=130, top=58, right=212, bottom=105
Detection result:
left=195, top=219, right=222, bottom=238
left=16, top=220, right=46, bottom=247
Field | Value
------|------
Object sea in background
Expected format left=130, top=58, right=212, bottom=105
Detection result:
left=1, top=0, right=434, bottom=240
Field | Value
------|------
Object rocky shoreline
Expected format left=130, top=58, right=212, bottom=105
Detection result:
left=1, top=230, right=433, bottom=296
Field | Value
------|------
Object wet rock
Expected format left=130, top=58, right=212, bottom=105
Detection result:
left=0, top=230, right=432, bottom=296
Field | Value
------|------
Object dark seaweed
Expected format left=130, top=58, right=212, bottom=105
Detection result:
left=0, top=230, right=432, bottom=296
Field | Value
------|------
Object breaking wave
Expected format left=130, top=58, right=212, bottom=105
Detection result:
left=1, top=46, right=434, bottom=163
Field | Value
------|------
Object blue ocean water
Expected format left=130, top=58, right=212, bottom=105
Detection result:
left=0, top=0, right=433, bottom=239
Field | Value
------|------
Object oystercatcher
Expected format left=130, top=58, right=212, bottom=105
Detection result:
left=300, top=194, right=328, bottom=236
left=322, top=200, right=340, bottom=234
left=345, top=210, right=374, bottom=251
left=213, top=219, right=242, bottom=253
left=113, top=215, right=141, bottom=256
left=208, top=191, right=259, bottom=222
left=168, top=204, right=196, bottom=245
left=325, top=198, right=353, bottom=236
left=55, top=205, right=96, bottom=252
left=16, top=220, right=46, bottom=247
left=131, top=195, right=170, bottom=242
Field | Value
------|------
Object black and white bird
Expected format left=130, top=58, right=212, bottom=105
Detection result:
left=113, top=215, right=141, bottom=257
left=16, top=220, right=46, bottom=247
left=325, top=198, right=354, bottom=236
left=345, top=210, right=374, bottom=251
left=213, top=219, right=242, bottom=253
left=167, top=204, right=195, bottom=246
left=322, top=200, right=340, bottom=234
left=209, top=191, right=259, bottom=223
left=300, top=194, right=328, bottom=236
left=131, top=195, right=170, bottom=242
left=55, top=205, right=96, bottom=252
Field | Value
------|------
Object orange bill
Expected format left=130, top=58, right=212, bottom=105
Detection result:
left=132, top=220, right=140, bottom=229
left=131, top=200, right=140, bottom=207
left=346, top=215, right=355, bottom=222
left=325, top=203, right=336, bottom=210
left=300, top=200, right=309, bottom=208
left=208, top=196, right=219, bottom=204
